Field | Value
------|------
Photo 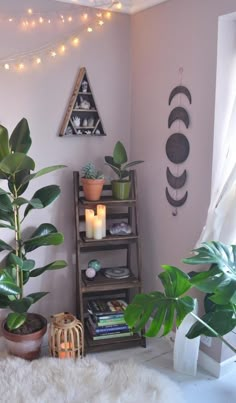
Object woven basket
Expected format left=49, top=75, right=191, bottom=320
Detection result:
left=48, top=312, right=84, bottom=359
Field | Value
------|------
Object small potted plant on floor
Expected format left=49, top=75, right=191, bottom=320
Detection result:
left=0, top=118, right=67, bottom=359
left=125, top=241, right=236, bottom=354
left=81, top=162, right=105, bottom=201
left=105, top=141, right=144, bottom=200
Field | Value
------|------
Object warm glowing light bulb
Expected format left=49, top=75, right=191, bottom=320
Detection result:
left=72, top=37, right=79, bottom=46
left=60, top=45, right=66, bottom=53
left=39, top=17, right=44, bottom=23
left=68, top=16, right=72, bottom=22
left=51, top=51, right=57, bottom=57
left=18, top=63, right=25, bottom=70
left=8, top=18, right=13, bottom=22
left=96, top=13, right=102, bottom=17
left=4, top=64, right=10, bottom=70
left=28, top=8, right=33, bottom=15
left=36, top=58, right=41, bottom=64
left=87, top=27, right=93, bottom=33
left=48, top=19, right=51, bottom=24
left=106, top=12, right=111, bottom=19
left=98, top=20, right=104, bottom=26
left=31, top=20, right=36, bottom=27
left=83, top=13, right=88, bottom=20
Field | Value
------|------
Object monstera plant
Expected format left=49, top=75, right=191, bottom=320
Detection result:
left=0, top=117, right=67, bottom=341
left=125, top=241, right=236, bottom=354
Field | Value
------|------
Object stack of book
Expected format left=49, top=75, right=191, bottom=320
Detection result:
left=86, top=299, right=133, bottom=340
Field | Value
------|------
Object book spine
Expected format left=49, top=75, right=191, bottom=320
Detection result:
left=87, top=317, right=129, bottom=334
left=97, top=313, right=124, bottom=321
left=93, top=331, right=133, bottom=340
left=96, top=319, right=126, bottom=327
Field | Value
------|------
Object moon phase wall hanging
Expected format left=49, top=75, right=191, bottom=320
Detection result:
left=166, top=70, right=192, bottom=216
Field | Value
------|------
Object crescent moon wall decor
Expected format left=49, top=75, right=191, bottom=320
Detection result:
left=166, top=76, right=192, bottom=214
left=165, top=187, right=188, bottom=207
left=166, top=167, right=187, bottom=189
left=168, top=106, right=190, bottom=129
left=169, top=86, right=192, bottom=105
left=165, top=133, right=190, bottom=164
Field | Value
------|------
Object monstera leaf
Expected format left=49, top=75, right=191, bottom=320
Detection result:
left=125, top=266, right=194, bottom=337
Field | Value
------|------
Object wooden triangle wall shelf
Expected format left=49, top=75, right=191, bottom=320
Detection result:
left=59, top=67, right=106, bottom=137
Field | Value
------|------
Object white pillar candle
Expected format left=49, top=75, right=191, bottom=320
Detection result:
left=97, top=204, right=106, bottom=238
left=85, top=209, right=94, bottom=238
left=93, top=215, right=103, bottom=240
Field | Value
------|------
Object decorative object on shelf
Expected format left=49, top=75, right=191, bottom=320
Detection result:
left=81, top=80, right=88, bottom=93
left=85, top=209, right=95, bottom=238
left=79, top=96, right=91, bottom=110
left=166, top=68, right=191, bottom=215
left=93, top=216, right=103, bottom=240
left=59, top=67, right=106, bottom=136
left=104, top=268, right=130, bottom=279
left=97, top=205, right=106, bottom=237
left=66, top=126, right=73, bottom=135
left=105, top=141, right=144, bottom=200
left=0, top=117, right=67, bottom=360
left=49, top=312, right=84, bottom=359
left=72, top=116, right=81, bottom=128
left=85, top=267, right=97, bottom=280
left=88, top=259, right=101, bottom=272
left=81, top=162, right=105, bottom=201
left=109, top=222, right=132, bottom=235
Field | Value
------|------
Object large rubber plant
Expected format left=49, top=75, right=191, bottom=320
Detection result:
left=125, top=241, right=236, bottom=353
left=0, top=118, right=67, bottom=331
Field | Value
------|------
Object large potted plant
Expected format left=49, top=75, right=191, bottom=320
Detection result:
left=105, top=141, right=144, bottom=200
left=0, top=118, right=67, bottom=359
left=81, top=162, right=104, bottom=201
left=125, top=241, right=236, bottom=354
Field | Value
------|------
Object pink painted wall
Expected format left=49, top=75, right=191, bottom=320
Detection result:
left=0, top=0, right=131, bottom=318
left=130, top=0, right=236, bottom=362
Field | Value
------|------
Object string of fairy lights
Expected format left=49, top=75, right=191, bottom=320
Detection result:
left=0, top=2, right=123, bottom=72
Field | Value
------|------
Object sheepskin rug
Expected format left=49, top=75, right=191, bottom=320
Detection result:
left=0, top=355, right=184, bottom=403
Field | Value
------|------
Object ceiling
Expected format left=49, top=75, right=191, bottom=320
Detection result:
left=55, top=0, right=168, bottom=14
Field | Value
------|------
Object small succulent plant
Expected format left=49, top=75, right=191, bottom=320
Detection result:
left=82, top=163, right=104, bottom=179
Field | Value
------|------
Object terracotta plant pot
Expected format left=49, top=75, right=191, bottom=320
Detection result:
left=112, top=180, right=131, bottom=200
left=2, top=313, right=47, bottom=360
left=81, top=178, right=105, bottom=201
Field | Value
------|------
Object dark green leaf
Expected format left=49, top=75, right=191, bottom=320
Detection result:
left=8, top=253, right=23, bottom=268
left=0, top=125, right=10, bottom=162
left=113, top=141, right=127, bottom=164
left=0, top=222, right=14, bottom=230
left=8, top=169, right=30, bottom=196
left=22, top=259, right=35, bottom=271
left=145, top=303, right=166, bottom=337
left=30, top=260, right=67, bottom=277
left=190, top=266, right=228, bottom=293
left=175, top=296, right=195, bottom=327
left=24, top=232, right=64, bottom=253
left=186, top=311, right=236, bottom=338
left=0, top=188, right=9, bottom=195
left=29, top=223, right=58, bottom=238
left=0, top=153, right=35, bottom=175
left=0, top=295, right=10, bottom=308
left=9, top=118, right=31, bottom=154
left=21, top=165, right=66, bottom=185
left=0, top=270, right=20, bottom=296
left=24, top=185, right=60, bottom=218
left=27, top=292, right=48, bottom=303
left=123, top=160, right=144, bottom=170
left=9, top=297, right=32, bottom=313
left=0, top=210, right=14, bottom=225
left=0, top=239, right=13, bottom=252
left=6, top=312, right=26, bottom=330
left=14, top=197, right=43, bottom=209
left=0, top=194, right=12, bottom=212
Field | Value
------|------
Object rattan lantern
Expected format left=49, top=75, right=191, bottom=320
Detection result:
left=49, top=312, right=84, bottom=359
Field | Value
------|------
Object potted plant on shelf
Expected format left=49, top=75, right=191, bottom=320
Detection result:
left=0, top=118, right=67, bottom=360
left=125, top=241, right=236, bottom=354
left=105, top=141, right=144, bottom=200
left=81, top=162, right=104, bottom=201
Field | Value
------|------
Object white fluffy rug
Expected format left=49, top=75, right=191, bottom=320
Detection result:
left=0, top=355, right=184, bottom=403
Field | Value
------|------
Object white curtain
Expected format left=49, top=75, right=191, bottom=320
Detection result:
left=197, top=61, right=236, bottom=245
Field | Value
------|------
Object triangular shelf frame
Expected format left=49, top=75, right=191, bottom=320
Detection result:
left=59, top=67, right=106, bottom=137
